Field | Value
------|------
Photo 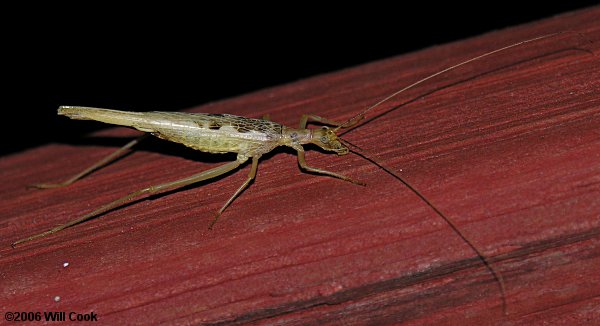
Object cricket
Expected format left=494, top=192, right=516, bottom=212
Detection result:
left=11, top=31, right=581, bottom=313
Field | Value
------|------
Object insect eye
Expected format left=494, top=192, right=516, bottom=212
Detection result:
left=320, top=136, right=329, bottom=143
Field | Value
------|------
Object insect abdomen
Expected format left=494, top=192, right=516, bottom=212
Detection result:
left=58, top=107, right=282, bottom=155
left=59, top=106, right=147, bottom=127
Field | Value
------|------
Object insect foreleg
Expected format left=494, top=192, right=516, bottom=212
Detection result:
left=296, top=149, right=365, bottom=186
left=12, top=159, right=243, bottom=247
left=299, top=114, right=363, bottom=129
left=299, top=114, right=344, bottom=129
left=209, top=155, right=260, bottom=229
left=30, top=134, right=150, bottom=189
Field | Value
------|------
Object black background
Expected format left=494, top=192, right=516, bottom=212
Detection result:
left=3, top=3, right=597, bottom=156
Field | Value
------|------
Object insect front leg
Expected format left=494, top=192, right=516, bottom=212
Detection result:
left=12, top=158, right=245, bottom=247
left=296, top=148, right=365, bottom=186
left=299, top=114, right=344, bottom=129
left=299, top=114, right=363, bottom=129
left=30, top=134, right=150, bottom=189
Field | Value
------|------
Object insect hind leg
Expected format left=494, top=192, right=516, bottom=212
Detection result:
left=12, top=159, right=243, bottom=247
left=30, top=134, right=150, bottom=189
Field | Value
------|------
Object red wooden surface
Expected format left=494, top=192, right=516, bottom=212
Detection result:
left=1, top=8, right=599, bottom=325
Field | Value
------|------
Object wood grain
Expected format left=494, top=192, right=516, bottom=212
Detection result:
left=1, top=7, right=599, bottom=325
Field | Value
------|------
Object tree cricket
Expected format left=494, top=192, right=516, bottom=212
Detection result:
left=11, top=31, right=584, bottom=313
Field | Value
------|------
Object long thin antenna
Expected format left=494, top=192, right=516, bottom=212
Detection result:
left=338, top=32, right=566, bottom=129
left=340, top=138, right=507, bottom=313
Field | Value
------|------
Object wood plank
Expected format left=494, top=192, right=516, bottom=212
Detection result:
left=1, top=7, right=599, bottom=325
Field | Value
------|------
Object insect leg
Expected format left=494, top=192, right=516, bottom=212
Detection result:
left=296, top=149, right=365, bottom=186
left=12, top=159, right=243, bottom=247
left=299, top=114, right=343, bottom=129
left=30, top=134, right=150, bottom=189
left=209, top=155, right=261, bottom=229
left=299, top=114, right=363, bottom=129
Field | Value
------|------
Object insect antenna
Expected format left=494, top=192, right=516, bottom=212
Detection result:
left=333, top=33, right=564, bottom=313
left=335, top=29, right=595, bottom=314
left=339, top=137, right=508, bottom=313
left=335, top=31, right=581, bottom=134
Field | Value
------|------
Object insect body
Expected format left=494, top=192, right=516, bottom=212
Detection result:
left=58, top=107, right=352, bottom=159
left=12, top=107, right=362, bottom=246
